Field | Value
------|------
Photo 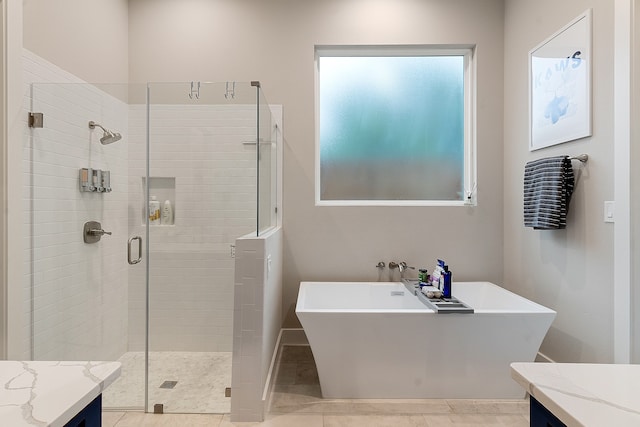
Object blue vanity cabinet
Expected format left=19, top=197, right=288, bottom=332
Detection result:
left=64, top=394, right=102, bottom=427
left=512, top=362, right=640, bottom=426
left=530, top=397, right=567, bottom=427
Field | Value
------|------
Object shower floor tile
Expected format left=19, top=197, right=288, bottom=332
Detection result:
left=103, top=351, right=231, bottom=414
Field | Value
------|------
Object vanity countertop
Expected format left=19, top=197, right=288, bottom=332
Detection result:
left=0, top=360, right=121, bottom=427
left=511, top=362, right=640, bottom=426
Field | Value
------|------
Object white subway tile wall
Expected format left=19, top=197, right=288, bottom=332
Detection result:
left=127, top=103, right=258, bottom=352
left=22, top=50, right=129, bottom=361
left=230, top=227, right=283, bottom=422
left=231, top=236, right=266, bottom=422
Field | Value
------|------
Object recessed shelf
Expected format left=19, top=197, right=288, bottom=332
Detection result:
left=143, top=177, right=176, bottom=226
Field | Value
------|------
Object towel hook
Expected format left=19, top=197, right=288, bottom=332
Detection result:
left=225, top=81, right=236, bottom=99
left=570, top=154, right=588, bottom=163
left=188, top=81, right=200, bottom=100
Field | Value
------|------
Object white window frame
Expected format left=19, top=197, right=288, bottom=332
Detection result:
left=314, top=45, right=477, bottom=206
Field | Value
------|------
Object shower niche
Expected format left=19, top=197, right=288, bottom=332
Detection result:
left=143, top=176, right=175, bottom=226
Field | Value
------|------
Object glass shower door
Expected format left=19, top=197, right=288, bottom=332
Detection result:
left=143, top=82, right=260, bottom=413
left=28, top=82, right=148, bottom=410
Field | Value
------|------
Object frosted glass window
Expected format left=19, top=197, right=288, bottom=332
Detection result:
left=316, top=47, right=475, bottom=205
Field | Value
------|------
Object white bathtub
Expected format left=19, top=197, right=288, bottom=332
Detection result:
left=295, top=281, right=555, bottom=399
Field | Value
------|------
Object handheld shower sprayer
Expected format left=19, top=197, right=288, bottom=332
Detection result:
left=88, top=121, right=122, bottom=145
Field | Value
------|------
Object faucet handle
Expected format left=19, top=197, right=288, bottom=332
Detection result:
left=389, top=261, right=399, bottom=270
left=83, top=220, right=111, bottom=244
left=399, top=261, right=415, bottom=270
left=89, top=228, right=112, bottom=236
left=376, top=261, right=385, bottom=269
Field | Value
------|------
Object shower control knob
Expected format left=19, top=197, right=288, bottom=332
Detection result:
left=89, top=228, right=112, bottom=236
left=83, top=221, right=111, bottom=243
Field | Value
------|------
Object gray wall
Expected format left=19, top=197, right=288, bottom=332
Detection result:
left=503, top=0, right=615, bottom=363
left=128, top=0, right=506, bottom=326
left=23, top=0, right=129, bottom=83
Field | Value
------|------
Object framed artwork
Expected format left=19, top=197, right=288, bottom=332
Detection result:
left=529, top=9, right=592, bottom=151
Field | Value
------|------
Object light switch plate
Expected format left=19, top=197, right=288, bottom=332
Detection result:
left=604, top=201, right=615, bottom=223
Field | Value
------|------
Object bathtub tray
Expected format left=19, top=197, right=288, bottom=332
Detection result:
left=404, top=279, right=474, bottom=313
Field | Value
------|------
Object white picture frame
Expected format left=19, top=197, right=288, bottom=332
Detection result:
left=529, top=9, right=592, bottom=151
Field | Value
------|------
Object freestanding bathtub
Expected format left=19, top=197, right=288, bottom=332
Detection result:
left=295, top=281, right=555, bottom=399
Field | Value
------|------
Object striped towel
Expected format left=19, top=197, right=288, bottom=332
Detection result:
left=523, top=156, right=574, bottom=229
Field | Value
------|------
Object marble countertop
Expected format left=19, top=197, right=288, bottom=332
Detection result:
left=511, top=362, right=640, bottom=427
left=0, top=360, right=121, bottom=427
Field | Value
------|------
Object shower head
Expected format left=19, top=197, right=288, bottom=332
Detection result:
left=88, top=121, right=122, bottom=145
left=100, top=132, right=122, bottom=145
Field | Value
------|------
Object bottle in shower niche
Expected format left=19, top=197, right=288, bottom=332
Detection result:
left=149, top=196, right=161, bottom=225
left=161, top=199, right=174, bottom=225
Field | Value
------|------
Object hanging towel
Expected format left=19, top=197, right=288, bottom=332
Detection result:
left=523, top=156, right=575, bottom=229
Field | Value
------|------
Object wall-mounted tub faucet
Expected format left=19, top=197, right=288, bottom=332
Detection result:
left=388, top=261, right=400, bottom=281
left=398, top=262, right=414, bottom=275
left=375, top=261, right=386, bottom=282
left=389, top=261, right=414, bottom=279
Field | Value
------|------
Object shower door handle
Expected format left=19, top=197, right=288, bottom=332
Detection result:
left=128, top=236, right=142, bottom=265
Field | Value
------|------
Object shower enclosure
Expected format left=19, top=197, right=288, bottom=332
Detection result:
left=26, top=80, right=279, bottom=413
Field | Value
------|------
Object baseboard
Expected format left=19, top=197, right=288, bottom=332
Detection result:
left=535, top=351, right=555, bottom=363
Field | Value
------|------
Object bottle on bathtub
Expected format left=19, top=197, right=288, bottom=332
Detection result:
left=431, top=259, right=446, bottom=289
left=418, top=269, right=430, bottom=289
left=442, top=266, right=452, bottom=299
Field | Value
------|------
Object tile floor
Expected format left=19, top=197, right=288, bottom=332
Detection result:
left=103, top=346, right=530, bottom=426
left=103, top=351, right=232, bottom=413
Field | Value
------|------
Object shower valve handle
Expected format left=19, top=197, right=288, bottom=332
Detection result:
left=83, top=221, right=110, bottom=244
left=89, top=228, right=111, bottom=236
